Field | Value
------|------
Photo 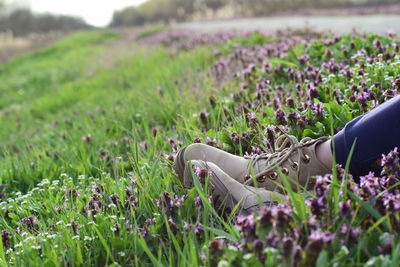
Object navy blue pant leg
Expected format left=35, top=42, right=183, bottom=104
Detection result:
left=333, top=95, right=400, bottom=180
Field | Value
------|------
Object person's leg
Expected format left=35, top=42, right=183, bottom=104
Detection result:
left=326, top=95, right=400, bottom=179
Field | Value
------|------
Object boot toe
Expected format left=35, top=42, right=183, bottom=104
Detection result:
left=174, top=147, right=188, bottom=183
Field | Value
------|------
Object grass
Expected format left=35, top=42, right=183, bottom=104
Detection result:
left=0, top=27, right=399, bottom=266
left=0, top=30, right=213, bottom=192
left=0, top=28, right=225, bottom=266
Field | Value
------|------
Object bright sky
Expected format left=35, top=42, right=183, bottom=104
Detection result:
left=25, top=0, right=147, bottom=27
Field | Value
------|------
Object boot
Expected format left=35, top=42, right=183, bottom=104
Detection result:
left=175, top=132, right=331, bottom=193
left=183, top=160, right=284, bottom=215
left=174, top=143, right=249, bottom=185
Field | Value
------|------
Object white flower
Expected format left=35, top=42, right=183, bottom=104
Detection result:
left=24, top=236, right=35, bottom=242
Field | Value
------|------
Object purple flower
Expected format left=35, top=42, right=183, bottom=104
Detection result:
left=139, top=141, right=148, bottom=150
left=206, top=137, right=218, bottom=147
left=339, top=200, right=351, bottom=214
left=200, top=111, right=209, bottom=125
left=381, top=147, right=400, bottom=176
left=194, top=196, right=202, bottom=207
left=241, top=131, right=251, bottom=141
left=307, top=196, right=327, bottom=217
left=253, top=239, right=264, bottom=253
left=287, top=112, right=300, bottom=122
left=339, top=224, right=348, bottom=236
left=168, top=216, right=179, bottom=234
left=273, top=204, right=293, bottom=227
left=194, top=166, right=212, bottom=179
left=156, top=192, right=186, bottom=214
left=307, top=231, right=335, bottom=253
left=297, top=55, right=310, bottom=64
left=209, top=239, right=225, bottom=255
left=246, top=112, right=258, bottom=125
left=231, top=132, right=240, bottom=144
left=258, top=206, right=273, bottom=227
left=356, top=91, right=370, bottom=108
left=381, top=192, right=400, bottom=212
left=236, top=214, right=257, bottom=238
left=310, top=103, right=324, bottom=116
left=70, top=220, right=80, bottom=235
left=387, top=29, right=397, bottom=38
left=145, top=218, right=156, bottom=226
left=282, top=238, right=294, bottom=257
left=293, top=245, right=303, bottom=261
left=20, top=216, right=37, bottom=229
left=110, top=193, right=120, bottom=205
left=383, top=89, right=397, bottom=99
left=267, top=232, right=279, bottom=247
left=183, top=222, right=191, bottom=231
left=275, top=109, right=287, bottom=124
left=193, top=137, right=202, bottom=143
left=349, top=226, right=361, bottom=241
left=1, top=230, right=10, bottom=248
left=307, top=85, right=319, bottom=99
left=286, top=97, right=295, bottom=107
left=194, top=224, right=204, bottom=236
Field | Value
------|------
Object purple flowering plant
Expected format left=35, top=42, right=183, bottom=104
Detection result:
left=147, top=29, right=400, bottom=266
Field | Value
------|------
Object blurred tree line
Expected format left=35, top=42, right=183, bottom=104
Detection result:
left=0, top=1, right=91, bottom=36
left=110, top=0, right=399, bottom=26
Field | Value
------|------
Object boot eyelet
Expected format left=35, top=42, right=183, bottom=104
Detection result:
left=244, top=175, right=251, bottom=181
left=291, top=162, right=299, bottom=170
left=302, top=154, right=310, bottom=164
left=257, top=175, right=267, bottom=183
left=282, top=168, right=289, bottom=175
left=269, top=172, right=278, bottom=180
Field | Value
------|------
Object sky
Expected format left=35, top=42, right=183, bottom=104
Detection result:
left=18, top=0, right=147, bottom=27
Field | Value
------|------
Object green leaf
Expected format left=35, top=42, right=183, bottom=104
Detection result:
left=316, top=250, right=329, bottom=267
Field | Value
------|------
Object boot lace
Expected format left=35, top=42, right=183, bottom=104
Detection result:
left=244, top=128, right=315, bottom=185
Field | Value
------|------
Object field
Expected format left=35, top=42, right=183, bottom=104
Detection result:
left=0, top=27, right=399, bottom=266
